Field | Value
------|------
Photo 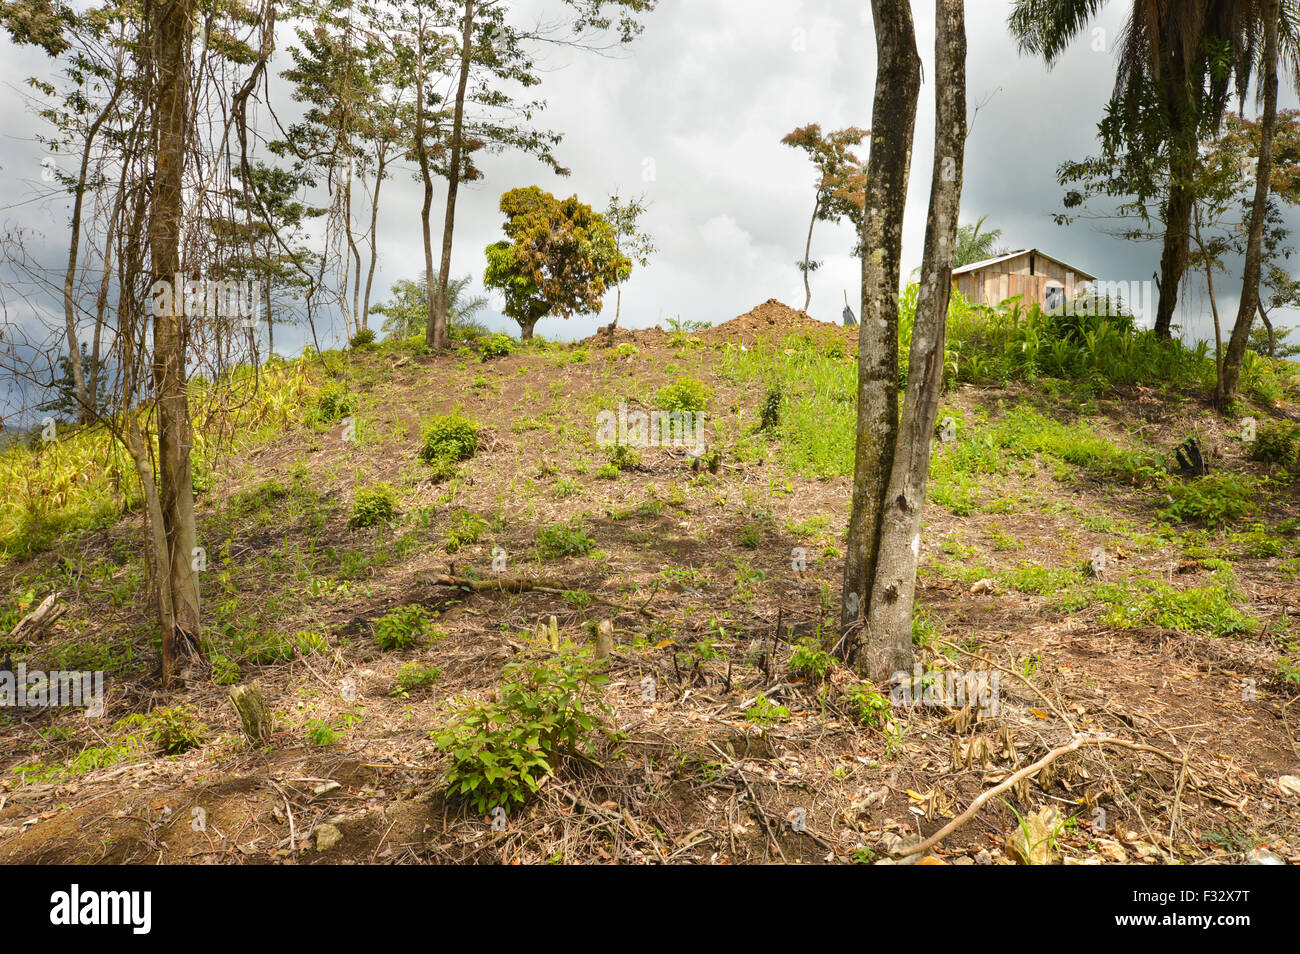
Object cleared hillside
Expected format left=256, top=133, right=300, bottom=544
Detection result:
left=2, top=300, right=1299, bottom=864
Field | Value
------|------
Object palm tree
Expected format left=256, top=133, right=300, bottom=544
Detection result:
left=371, top=272, right=489, bottom=340
left=1008, top=0, right=1300, bottom=339
left=954, top=215, right=1008, bottom=267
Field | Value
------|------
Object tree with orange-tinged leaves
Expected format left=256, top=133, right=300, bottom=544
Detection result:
left=483, top=186, right=628, bottom=340
left=781, top=123, right=869, bottom=312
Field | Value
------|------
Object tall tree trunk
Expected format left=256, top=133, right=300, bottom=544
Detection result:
left=63, top=88, right=120, bottom=424
left=1152, top=60, right=1200, bottom=341
left=1153, top=165, right=1193, bottom=340
left=362, top=150, right=387, bottom=327
left=345, top=162, right=363, bottom=330
left=801, top=197, right=819, bottom=312
left=858, top=0, right=966, bottom=683
left=416, top=22, right=437, bottom=349
left=148, top=0, right=202, bottom=685
left=841, top=0, right=921, bottom=660
left=265, top=279, right=274, bottom=357
left=1221, top=0, right=1280, bottom=402
left=430, top=0, right=475, bottom=352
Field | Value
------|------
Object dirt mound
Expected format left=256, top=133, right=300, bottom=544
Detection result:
left=703, top=298, right=850, bottom=347
left=582, top=322, right=668, bottom=349
left=582, top=299, right=849, bottom=350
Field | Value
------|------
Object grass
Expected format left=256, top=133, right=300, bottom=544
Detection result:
left=720, top=332, right=856, bottom=478
left=2, top=360, right=318, bottom=560
left=1099, top=580, right=1255, bottom=638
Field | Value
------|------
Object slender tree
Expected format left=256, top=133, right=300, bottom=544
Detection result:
left=1221, top=0, right=1282, bottom=402
left=843, top=0, right=966, bottom=683
left=604, top=192, right=656, bottom=326
left=781, top=123, right=869, bottom=312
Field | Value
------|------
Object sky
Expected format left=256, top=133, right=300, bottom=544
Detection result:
left=2, top=0, right=1299, bottom=396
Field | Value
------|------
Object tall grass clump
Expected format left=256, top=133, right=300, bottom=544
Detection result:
left=720, top=332, right=856, bottom=478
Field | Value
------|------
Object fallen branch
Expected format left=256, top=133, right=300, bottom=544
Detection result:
left=892, top=735, right=1188, bottom=860
left=9, top=592, right=66, bottom=642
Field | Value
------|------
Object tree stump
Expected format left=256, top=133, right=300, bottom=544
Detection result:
left=595, top=620, right=614, bottom=660
left=229, top=681, right=272, bottom=745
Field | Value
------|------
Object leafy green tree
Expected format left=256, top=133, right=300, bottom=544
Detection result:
left=370, top=273, right=488, bottom=339
left=604, top=192, right=656, bottom=326
left=482, top=186, right=627, bottom=340
left=781, top=123, right=868, bottom=311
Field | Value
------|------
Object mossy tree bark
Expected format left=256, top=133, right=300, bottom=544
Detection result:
left=147, top=0, right=202, bottom=685
left=840, top=0, right=921, bottom=667
left=843, top=0, right=967, bottom=684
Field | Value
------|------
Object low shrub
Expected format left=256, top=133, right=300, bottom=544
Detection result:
left=419, top=415, right=479, bottom=472
left=349, top=483, right=399, bottom=528
left=349, top=328, right=377, bottom=349
left=435, top=650, right=616, bottom=812
left=536, top=520, right=595, bottom=559
left=479, top=333, right=514, bottom=360
left=1160, top=474, right=1261, bottom=527
left=144, top=705, right=208, bottom=755
left=1251, top=423, right=1299, bottom=466
left=655, top=376, right=712, bottom=413
left=373, top=605, right=432, bottom=650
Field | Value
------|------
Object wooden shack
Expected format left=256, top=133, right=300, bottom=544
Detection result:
left=950, top=248, right=1095, bottom=310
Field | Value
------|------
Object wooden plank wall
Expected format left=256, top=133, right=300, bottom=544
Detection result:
left=953, top=270, right=1072, bottom=307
